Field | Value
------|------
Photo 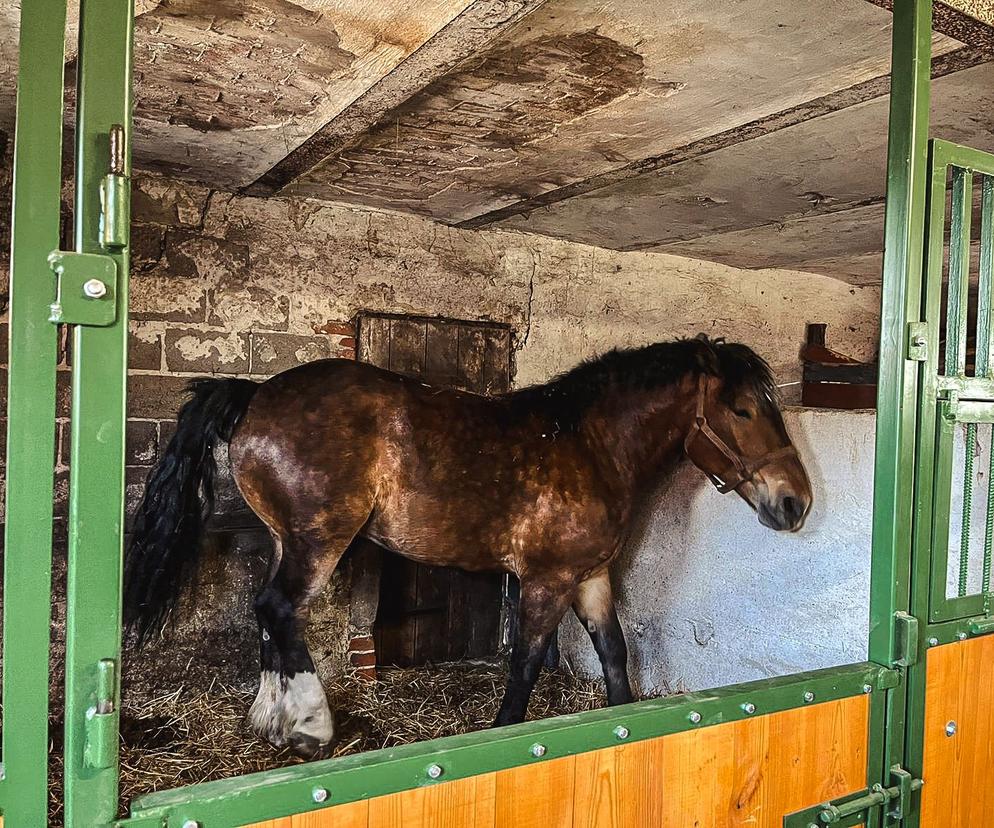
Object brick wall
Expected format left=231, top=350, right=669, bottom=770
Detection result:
left=124, top=178, right=356, bottom=520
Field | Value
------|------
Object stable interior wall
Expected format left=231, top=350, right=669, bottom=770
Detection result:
left=0, top=144, right=883, bottom=700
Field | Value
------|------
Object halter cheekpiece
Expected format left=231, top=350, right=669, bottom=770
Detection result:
left=683, top=374, right=797, bottom=494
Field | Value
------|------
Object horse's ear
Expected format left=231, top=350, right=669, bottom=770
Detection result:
left=693, top=335, right=720, bottom=374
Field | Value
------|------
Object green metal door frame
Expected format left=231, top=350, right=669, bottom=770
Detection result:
left=1, top=0, right=69, bottom=824
left=2, top=0, right=134, bottom=825
left=1, top=0, right=963, bottom=825
left=868, top=0, right=934, bottom=814
left=62, top=0, right=135, bottom=825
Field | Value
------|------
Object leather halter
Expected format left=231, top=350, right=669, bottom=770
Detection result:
left=683, top=374, right=798, bottom=494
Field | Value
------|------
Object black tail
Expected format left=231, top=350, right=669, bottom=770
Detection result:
left=123, top=377, right=258, bottom=646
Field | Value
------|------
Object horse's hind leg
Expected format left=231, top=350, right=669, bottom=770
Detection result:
left=573, top=569, right=633, bottom=706
left=494, top=574, right=577, bottom=726
left=249, top=528, right=352, bottom=759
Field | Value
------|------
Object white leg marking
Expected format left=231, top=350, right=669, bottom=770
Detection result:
left=249, top=670, right=285, bottom=745
left=248, top=669, right=334, bottom=749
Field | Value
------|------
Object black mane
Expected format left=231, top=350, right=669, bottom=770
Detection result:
left=507, top=336, right=778, bottom=429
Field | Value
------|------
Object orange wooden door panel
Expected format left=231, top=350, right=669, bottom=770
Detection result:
left=367, top=773, right=496, bottom=828
left=574, top=696, right=868, bottom=828
left=246, top=798, right=368, bottom=828
left=241, top=694, right=869, bottom=828
left=495, top=755, right=577, bottom=828
left=920, top=634, right=994, bottom=827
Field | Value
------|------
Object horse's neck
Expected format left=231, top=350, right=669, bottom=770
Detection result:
left=580, top=383, right=694, bottom=495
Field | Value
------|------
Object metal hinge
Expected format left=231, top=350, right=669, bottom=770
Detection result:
left=48, top=124, right=128, bottom=327
left=784, top=766, right=923, bottom=827
left=893, top=610, right=919, bottom=667
left=907, top=322, right=928, bottom=361
left=83, top=659, right=119, bottom=770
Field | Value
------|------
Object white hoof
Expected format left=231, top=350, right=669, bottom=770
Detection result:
left=249, top=670, right=334, bottom=757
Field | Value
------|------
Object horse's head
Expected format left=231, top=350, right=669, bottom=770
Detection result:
left=683, top=342, right=812, bottom=532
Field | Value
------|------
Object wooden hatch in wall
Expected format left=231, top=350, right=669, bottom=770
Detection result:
left=356, top=312, right=513, bottom=667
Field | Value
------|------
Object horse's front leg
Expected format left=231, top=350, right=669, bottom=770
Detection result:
left=494, top=575, right=576, bottom=726
left=573, top=569, right=633, bottom=706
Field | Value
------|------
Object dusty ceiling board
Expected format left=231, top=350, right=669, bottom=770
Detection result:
left=497, top=61, right=994, bottom=251
left=867, top=0, right=994, bottom=48
left=246, top=0, right=550, bottom=196
left=946, top=0, right=994, bottom=26
left=284, top=0, right=941, bottom=221
left=121, top=0, right=478, bottom=189
left=654, top=203, right=889, bottom=286
left=463, top=45, right=985, bottom=230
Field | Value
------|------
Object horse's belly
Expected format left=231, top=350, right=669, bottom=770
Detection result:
left=363, top=514, right=508, bottom=573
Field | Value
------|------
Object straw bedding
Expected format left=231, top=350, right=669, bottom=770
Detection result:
left=45, top=662, right=620, bottom=823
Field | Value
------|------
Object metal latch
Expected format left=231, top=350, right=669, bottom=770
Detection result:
left=907, top=322, right=928, bottom=361
left=784, top=766, right=923, bottom=827
left=48, top=250, right=118, bottom=326
left=83, top=659, right=119, bottom=770
left=893, top=611, right=920, bottom=668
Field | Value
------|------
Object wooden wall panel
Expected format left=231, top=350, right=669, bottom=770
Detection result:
left=368, top=773, right=496, bottom=828
left=920, top=634, right=994, bottom=828
left=494, top=755, right=577, bottom=828
left=242, top=694, right=868, bottom=828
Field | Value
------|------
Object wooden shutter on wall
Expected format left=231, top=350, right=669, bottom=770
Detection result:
left=356, top=313, right=512, bottom=666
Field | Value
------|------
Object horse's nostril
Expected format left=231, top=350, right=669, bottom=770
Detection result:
left=782, top=496, right=801, bottom=521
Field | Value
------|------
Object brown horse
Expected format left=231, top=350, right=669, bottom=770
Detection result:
left=124, top=336, right=811, bottom=759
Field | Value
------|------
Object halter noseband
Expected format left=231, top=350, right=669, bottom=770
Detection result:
left=683, top=374, right=797, bottom=494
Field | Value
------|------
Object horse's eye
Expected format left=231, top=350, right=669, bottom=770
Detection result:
left=734, top=408, right=752, bottom=419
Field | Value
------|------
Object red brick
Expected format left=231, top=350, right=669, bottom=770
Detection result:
left=353, top=666, right=377, bottom=682
left=127, top=374, right=191, bottom=420
left=128, top=328, right=162, bottom=371
left=164, top=327, right=249, bottom=374
left=249, top=332, right=332, bottom=376
left=338, top=336, right=356, bottom=349
left=158, top=419, right=177, bottom=455
left=347, top=636, right=375, bottom=653
left=349, top=651, right=377, bottom=668
left=126, top=420, right=159, bottom=466
left=312, top=321, right=355, bottom=337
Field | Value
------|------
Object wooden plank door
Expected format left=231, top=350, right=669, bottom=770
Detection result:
left=356, top=313, right=511, bottom=666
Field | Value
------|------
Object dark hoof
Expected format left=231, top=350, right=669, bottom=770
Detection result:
left=289, top=732, right=334, bottom=760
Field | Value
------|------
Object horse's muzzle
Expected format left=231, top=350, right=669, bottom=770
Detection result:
left=758, top=493, right=810, bottom=532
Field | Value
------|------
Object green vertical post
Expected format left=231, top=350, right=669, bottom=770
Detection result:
left=61, top=0, right=134, bottom=824
left=868, top=0, right=932, bottom=806
left=959, top=423, right=976, bottom=596
left=944, top=168, right=972, bottom=377
left=974, top=177, right=993, bottom=378
left=1, top=0, right=68, bottom=824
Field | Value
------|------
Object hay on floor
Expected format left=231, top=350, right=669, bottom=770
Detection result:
left=48, top=662, right=618, bottom=823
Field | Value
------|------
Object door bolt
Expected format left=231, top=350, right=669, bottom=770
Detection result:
left=82, top=278, right=107, bottom=299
